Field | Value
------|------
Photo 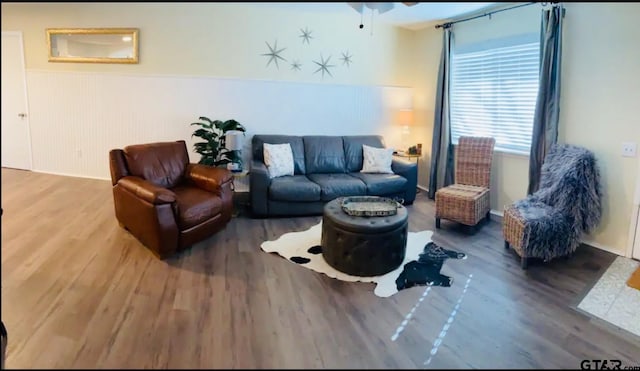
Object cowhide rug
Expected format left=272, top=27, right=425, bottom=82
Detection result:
left=260, top=222, right=466, bottom=297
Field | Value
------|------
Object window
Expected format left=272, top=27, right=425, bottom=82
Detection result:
left=450, top=34, right=540, bottom=154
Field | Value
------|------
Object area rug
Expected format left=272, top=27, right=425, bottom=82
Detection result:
left=627, top=267, right=640, bottom=291
left=260, top=222, right=466, bottom=298
left=577, top=256, right=640, bottom=337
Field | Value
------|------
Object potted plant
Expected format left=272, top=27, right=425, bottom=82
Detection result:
left=190, top=116, right=246, bottom=167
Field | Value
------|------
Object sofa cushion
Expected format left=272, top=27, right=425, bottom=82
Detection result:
left=124, top=141, right=189, bottom=188
left=361, top=144, right=394, bottom=174
left=263, top=143, right=295, bottom=179
left=269, top=175, right=321, bottom=202
left=350, top=173, right=408, bottom=196
left=171, top=185, right=223, bottom=230
left=252, top=135, right=306, bottom=174
left=303, top=136, right=346, bottom=174
left=307, top=173, right=366, bottom=201
left=342, top=135, right=386, bottom=172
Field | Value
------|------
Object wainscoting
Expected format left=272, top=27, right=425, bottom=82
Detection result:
left=25, top=70, right=413, bottom=180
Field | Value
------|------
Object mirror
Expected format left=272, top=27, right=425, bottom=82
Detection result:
left=46, top=28, right=139, bottom=64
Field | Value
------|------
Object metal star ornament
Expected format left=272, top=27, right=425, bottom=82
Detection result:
left=261, top=40, right=287, bottom=69
left=340, top=51, right=353, bottom=67
left=291, top=59, right=302, bottom=71
left=313, top=54, right=335, bottom=79
left=299, top=27, right=313, bottom=44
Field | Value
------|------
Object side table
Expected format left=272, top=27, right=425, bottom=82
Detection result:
left=231, top=169, right=250, bottom=217
left=393, top=152, right=420, bottom=163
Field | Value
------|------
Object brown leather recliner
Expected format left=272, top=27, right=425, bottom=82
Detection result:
left=109, top=140, right=233, bottom=259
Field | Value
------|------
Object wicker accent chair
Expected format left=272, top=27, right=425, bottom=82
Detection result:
left=503, top=144, right=602, bottom=269
left=435, top=136, right=496, bottom=232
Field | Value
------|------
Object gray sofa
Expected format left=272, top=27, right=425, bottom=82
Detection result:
left=250, top=135, right=417, bottom=217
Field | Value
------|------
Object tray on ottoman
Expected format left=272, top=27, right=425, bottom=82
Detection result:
left=340, top=196, right=401, bottom=217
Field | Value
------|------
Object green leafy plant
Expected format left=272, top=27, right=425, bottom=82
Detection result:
left=190, top=116, right=246, bottom=166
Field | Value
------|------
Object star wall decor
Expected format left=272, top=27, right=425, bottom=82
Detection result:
left=261, top=40, right=287, bottom=69
left=291, top=59, right=302, bottom=71
left=340, top=51, right=353, bottom=67
left=313, top=55, right=335, bottom=79
left=299, top=27, right=313, bottom=44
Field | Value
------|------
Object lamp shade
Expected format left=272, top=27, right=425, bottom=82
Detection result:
left=397, top=109, right=414, bottom=127
left=225, top=130, right=243, bottom=151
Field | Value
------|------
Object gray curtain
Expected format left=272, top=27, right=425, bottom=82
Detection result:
left=528, top=5, right=564, bottom=195
left=428, top=26, right=455, bottom=199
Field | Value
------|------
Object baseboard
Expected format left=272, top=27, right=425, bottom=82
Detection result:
left=581, top=239, right=624, bottom=256
left=32, top=169, right=110, bottom=182
left=417, top=185, right=428, bottom=192
left=489, top=209, right=503, bottom=222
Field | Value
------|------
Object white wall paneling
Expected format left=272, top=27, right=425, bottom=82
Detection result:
left=26, top=70, right=413, bottom=180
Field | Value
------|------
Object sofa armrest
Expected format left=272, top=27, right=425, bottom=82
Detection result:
left=185, top=163, right=233, bottom=194
left=117, top=176, right=176, bottom=205
left=392, top=159, right=418, bottom=205
left=250, top=160, right=271, bottom=216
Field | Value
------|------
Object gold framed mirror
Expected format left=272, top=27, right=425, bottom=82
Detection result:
left=46, top=28, right=139, bottom=64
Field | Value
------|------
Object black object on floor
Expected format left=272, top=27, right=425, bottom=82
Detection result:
left=395, top=242, right=466, bottom=290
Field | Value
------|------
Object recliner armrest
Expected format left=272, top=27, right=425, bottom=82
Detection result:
left=185, top=163, right=233, bottom=194
left=117, top=176, right=176, bottom=205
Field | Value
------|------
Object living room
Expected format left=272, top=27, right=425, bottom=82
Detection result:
left=1, top=2, right=639, bottom=369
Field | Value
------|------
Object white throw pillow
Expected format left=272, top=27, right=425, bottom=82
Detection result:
left=361, top=144, right=394, bottom=174
left=263, top=143, right=295, bottom=179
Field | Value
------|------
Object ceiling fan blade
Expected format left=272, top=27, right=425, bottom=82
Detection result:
left=365, top=2, right=394, bottom=14
left=348, top=2, right=406, bottom=15
left=347, top=2, right=365, bottom=14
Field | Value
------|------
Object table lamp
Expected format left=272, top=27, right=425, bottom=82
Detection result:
left=225, top=130, right=244, bottom=172
left=397, top=109, right=414, bottom=152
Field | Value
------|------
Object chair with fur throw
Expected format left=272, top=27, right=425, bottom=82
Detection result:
left=503, top=144, right=602, bottom=269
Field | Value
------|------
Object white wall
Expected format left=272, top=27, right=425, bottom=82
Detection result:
left=1, top=3, right=415, bottom=86
left=560, top=3, right=640, bottom=255
left=412, top=3, right=640, bottom=256
left=1, top=3, right=415, bottom=187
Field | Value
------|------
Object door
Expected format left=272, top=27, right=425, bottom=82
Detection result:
left=633, top=207, right=640, bottom=260
left=1, top=31, right=32, bottom=170
left=634, top=161, right=640, bottom=259
left=633, top=159, right=640, bottom=260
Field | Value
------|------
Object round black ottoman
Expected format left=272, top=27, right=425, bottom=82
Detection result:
left=321, top=197, right=408, bottom=276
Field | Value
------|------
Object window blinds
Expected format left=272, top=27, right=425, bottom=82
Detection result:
left=450, top=36, right=540, bottom=154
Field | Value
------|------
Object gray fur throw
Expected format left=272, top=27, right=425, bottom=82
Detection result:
left=513, top=144, right=602, bottom=260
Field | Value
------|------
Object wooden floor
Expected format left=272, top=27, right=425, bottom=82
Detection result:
left=1, top=168, right=639, bottom=369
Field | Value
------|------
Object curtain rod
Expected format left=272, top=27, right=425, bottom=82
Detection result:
left=435, top=2, right=538, bottom=29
